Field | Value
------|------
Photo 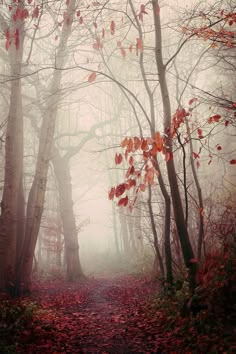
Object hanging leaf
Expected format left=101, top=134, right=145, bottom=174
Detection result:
left=189, top=98, right=198, bottom=105
left=121, top=137, right=129, bottom=148
left=108, top=187, right=115, bottom=200
left=208, top=114, right=221, bottom=123
left=115, top=183, right=126, bottom=197
left=140, top=4, right=148, bottom=14
left=197, top=128, right=203, bottom=138
left=110, top=20, right=115, bottom=35
left=133, top=137, right=141, bottom=150
left=88, top=72, right=96, bottom=83
left=118, top=196, right=128, bottom=207
left=139, top=183, right=146, bottom=192
left=141, top=139, right=148, bottom=151
left=230, top=159, right=236, bottom=164
left=192, top=152, right=200, bottom=159
left=32, top=6, right=39, bottom=18
left=120, top=47, right=126, bottom=59
left=136, top=38, right=143, bottom=55
left=129, top=156, right=134, bottom=165
left=115, top=153, right=123, bottom=165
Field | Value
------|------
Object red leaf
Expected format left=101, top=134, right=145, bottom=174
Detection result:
left=192, top=152, right=199, bottom=159
left=32, top=6, right=39, bottom=18
left=120, top=47, right=126, bottom=59
left=138, top=12, right=143, bottom=22
left=129, top=44, right=133, bottom=53
left=197, top=128, right=203, bottom=137
left=76, top=10, right=81, bottom=17
left=217, top=145, right=222, bottom=151
left=115, top=153, right=123, bottom=165
left=230, top=159, right=236, bottom=164
left=189, top=258, right=198, bottom=264
left=141, top=139, right=148, bottom=151
left=110, top=20, right=115, bottom=35
left=121, top=137, right=129, bottom=148
left=108, top=187, right=115, bottom=200
left=196, top=160, right=200, bottom=169
left=88, top=72, right=96, bottom=83
left=79, top=17, right=83, bottom=24
left=208, top=114, right=221, bottom=123
left=133, top=137, right=141, bottom=150
left=225, top=120, right=229, bottom=126
left=140, top=4, right=148, bottom=14
left=115, top=184, right=126, bottom=197
left=136, top=38, right=143, bottom=55
left=118, top=196, right=128, bottom=207
left=189, top=97, right=198, bottom=105
left=129, top=156, right=134, bottom=165
left=102, top=28, right=105, bottom=38
left=139, top=183, right=146, bottom=192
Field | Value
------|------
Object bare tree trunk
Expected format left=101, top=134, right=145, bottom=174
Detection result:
left=18, top=1, right=76, bottom=293
left=51, top=147, right=84, bottom=280
left=134, top=204, right=143, bottom=255
left=147, top=185, right=165, bottom=278
left=112, top=203, right=120, bottom=255
left=152, top=0, right=197, bottom=290
left=0, top=15, right=25, bottom=294
left=186, top=121, right=204, bottom=260
left=128, top=0, right=173, bottom=285
left=119, top=211, right=130, bottom=258
left=127, top=212, right=138, bottom=256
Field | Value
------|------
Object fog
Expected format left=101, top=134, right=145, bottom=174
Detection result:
left=0, top=0, right=235, bottom=285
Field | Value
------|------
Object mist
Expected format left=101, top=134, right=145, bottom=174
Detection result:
left=0, top=0, right=235, bottom=352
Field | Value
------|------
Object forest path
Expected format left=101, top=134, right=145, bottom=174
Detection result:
left=16, top=275, right=161, bottom=353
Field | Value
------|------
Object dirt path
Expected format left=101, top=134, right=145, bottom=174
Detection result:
left=16, top=276, right=160, bottom=353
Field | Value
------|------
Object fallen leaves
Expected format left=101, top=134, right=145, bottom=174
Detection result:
left=1, top=275, right=233, bottom=353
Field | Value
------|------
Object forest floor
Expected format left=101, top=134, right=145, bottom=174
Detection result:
left=0, top=274, right=234, bottom=353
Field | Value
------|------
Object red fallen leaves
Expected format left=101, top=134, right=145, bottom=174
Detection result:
left=3, top=274, right=234, bottom=353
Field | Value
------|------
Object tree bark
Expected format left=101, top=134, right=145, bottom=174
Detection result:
left=18, top=1, right=76, bottom=292
left=0, top=13, right=25, bottom=294
left=147, top=185, right=165, bottom=278
left=51, top=147, right=84, bottom=280
left=152, top=0, right=197, bottom=290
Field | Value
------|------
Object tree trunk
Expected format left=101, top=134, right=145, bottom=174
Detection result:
left=152, top=0, right=197, bottom=290
left=119, top=211, right=130, bottom=258
left=51, top=147, right=84, bottom=280
left=0, top=16, right=25, bottom=294
left=147, top=185, right=165, bottom=278
left=186, top=121, right=204, bottom=260
left=18, top=2, right=76, bottom=293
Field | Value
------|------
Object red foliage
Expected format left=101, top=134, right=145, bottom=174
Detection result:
left=4, top=274, right=232, bottom=353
